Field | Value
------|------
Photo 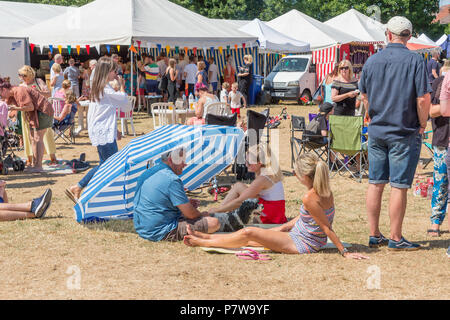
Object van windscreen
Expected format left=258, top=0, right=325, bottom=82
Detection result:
left=272, top=58, right=308, bottom=72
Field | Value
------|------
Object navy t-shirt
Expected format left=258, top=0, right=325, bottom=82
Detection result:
left=427, top=59, right=440, bottom=84
left=359, top=43, right=432, bottom=141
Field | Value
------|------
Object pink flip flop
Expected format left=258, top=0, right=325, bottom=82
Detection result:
left=235, top=248, right=272, bottom=261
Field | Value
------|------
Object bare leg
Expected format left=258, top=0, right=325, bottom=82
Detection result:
left=0, top=210, right=35, bottom=221
left=184, top=227, right=298, bottom=254
left=389, top=187, right=408, bottom=241
left=366, top=183, right=386, bottom=237
left=31, top=129, right=46, bottom=170
left=222, top=182, right=248, bottom=203
left=0, top=202, right=32, bottom=212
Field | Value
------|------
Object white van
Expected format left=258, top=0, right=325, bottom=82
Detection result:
left=263, top=54, right=316, bottom=104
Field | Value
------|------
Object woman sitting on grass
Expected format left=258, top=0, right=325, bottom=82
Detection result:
left=184, top=152, right=369, bottom=260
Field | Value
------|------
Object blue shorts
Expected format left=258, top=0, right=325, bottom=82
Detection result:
left=368, top=133, right=422, bottom=189
left=211, top=82, right=218, bottom=92
left=145, top=80, right=159, bottom=94
left=0, top=197, right=4, bottom=203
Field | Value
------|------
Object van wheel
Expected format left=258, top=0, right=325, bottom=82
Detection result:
left=299, top=90, right=312, bottom=105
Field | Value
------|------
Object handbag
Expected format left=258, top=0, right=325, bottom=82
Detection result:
left=158, top=70, right=168, bottom=91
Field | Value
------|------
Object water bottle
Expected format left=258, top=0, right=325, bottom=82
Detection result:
left=189, top=93, right=194, bottom=110
left=413, top=180, right=420, bottom=197
left=182, top=94, right=187, bottom=109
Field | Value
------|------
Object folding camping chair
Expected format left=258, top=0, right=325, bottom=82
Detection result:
left=328, top=115, right=367, bottom=182
left=205, top=113, right=237, bottom=126
left=49, top=97, right=76, bottom=144
left=290, top=115, right=328, bottom=168
left=422, top=130, right=434, bottom=169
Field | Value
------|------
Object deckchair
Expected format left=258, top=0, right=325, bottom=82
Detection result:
left=328, top=115, right=367, bottom=182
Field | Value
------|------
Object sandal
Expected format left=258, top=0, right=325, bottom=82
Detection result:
left=427, top=229, right=441, bottom=237
left=65, top=188, right=78, bottom=204
left=235, top=249, right=272, bottom=261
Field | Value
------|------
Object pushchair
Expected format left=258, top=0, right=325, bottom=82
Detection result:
left=0, top=102, right=25, bottom=175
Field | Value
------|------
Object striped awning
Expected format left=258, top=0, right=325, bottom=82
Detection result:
left=74, top=124, right=245, bottom=223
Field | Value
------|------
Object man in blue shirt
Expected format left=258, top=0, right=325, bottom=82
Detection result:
left=359, top=16, right=431, bottom=251
left=133, top=148, right=220, bottom=242
left=427, top=51, right=441, bottom=86
left=63, top=58, right=81, bottom=98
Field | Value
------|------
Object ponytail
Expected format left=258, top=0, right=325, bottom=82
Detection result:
left=313, top=160, right=331, bottom=198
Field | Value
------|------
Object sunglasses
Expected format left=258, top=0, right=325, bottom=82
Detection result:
left=340, top=66, right=350, bottom=71
left=18, top=74, right=26, bottom=77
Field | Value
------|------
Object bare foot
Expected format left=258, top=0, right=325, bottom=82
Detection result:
left=186, top=224, right=210, bottom=239
left=183, top=235, right=194, bottom=247
left=69, top=185, right=82, bottom=200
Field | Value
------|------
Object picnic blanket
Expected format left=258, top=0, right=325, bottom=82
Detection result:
left=38, top=159, right=90, bottom=174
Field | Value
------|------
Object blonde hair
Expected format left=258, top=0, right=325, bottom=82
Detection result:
left=91, top=57, right=118, bottom=102
left=52, top=63, right=62, bottom=73
left=441, top=60, right=450, bottom=75
left=65, top=89, right=77, bottom=104
left=294, top=153, right=331, bottom=198
left=244, top=55, right=253, bottom=64
left=222, top=82, right=230, bottom=90
left=61, top=80, right=71, bottom=90
left=18, top=65, right=36, bottom=80
left=338, top=60, right=354, bottom=80
left=231, top=82, right=238, bottom=89
left=109, top=79, right=120, bottom=91
left=197, top=61, right=206, bottom=71
left=248, top=144, right=283, bottom=183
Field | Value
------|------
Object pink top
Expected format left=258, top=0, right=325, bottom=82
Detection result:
left=0, top=101, right=8, bottom=136
left=440, top=72, right=450, bottom=116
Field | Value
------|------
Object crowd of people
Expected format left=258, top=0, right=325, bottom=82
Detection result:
left=0, top=15, right=448, bottom=259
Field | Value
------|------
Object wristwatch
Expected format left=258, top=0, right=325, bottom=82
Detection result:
left=340, top=248, right=349, bottom=257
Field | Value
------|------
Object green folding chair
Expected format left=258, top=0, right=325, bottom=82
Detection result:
left=328, top=115, right=367, bottom=182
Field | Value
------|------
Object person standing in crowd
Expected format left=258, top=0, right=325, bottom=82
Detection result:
left=166, top=58, right=178, bottom=103
left=50, top=63, right=64, bottom=97
left=65, top=57, right=131, bottom=203
left=0, top=77, right=54, bottom=173
left=89, top=59, right=97, bottom=88
left=195, top=61, right=208, bottom=93
left=184, top=55, right=198, bottom=97
left=359, top=16, right=431, bottom=251
left=123, top=62, right=137, bottom=96
left=18, top=65, right=58, bottom=166
left=427, top=61, right=450, bottom=237
left=48, top=52, right=54, bottom=70
left=63, top=58, right=81, bottom=98
left=223, top=55, right=236, bottom=91
left=322, top=64, right=339, bottom=104
left=229, top=82, right=246, bottom=118
left=177, top=53, right=188, bottom=96
left=81, top=60, right=92, bottom=97
left=331, top=60, right=359, bottom=116
left=237, top=55, right=253, bottom=104
left=427, top=51, right=441, bottom=87
left=208, top=56, right=219, bottom=96
left=437, top=63, right=450, bottom=258
left=143, top=55, right=159, bottom=95
left=157, top=53, right=168, bottom=97
left=111, top=54, right=123, bottom=77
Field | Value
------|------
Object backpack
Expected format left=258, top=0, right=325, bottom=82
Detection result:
left=305, top=116, right=325, bottom=144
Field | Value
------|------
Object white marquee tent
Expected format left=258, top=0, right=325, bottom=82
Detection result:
left=0, top=1, right=67, bottom=37
left=13, top=0, right=257, bottom=48
left=417, top=34, right=438, bottom=46
left=267, top=9, right=362, bottom=50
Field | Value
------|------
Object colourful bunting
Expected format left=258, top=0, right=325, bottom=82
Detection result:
left=242, top=43, right=246, bottom=49
left=175, top=46, right=179, bottom=54
left=30, top=43, right=35, bottom=53
left=67, top=45, right=72, bottom=55
left=117, top=45, right=121, bottom=52
left=136, top=40, right=141, bottom=51
left=129, top=45, right=137, bottom=53
left=226, top=45, right=230, bottom=54
left=219, top=46, right=223, bottom=54
left=184, top=47, right=188, bottom=55
left=165, top=45, right=170, bottom=53
left=86, top=45, right=90, bottom=55
left=157, top=44, right=161, bottom=53
left=58, top=45, right=62, bottom=54
left=49, top=45, right=53, bottom=53
left=106, top=45, right=111, bottom=54
left=193, top=47, right=197, bottom=55
left=76, top=45, right=81, bottom=55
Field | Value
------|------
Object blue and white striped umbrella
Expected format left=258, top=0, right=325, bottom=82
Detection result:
left=74, top=125, right=245, bottom=223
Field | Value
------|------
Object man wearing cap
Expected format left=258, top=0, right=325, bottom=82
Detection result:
left=359, top=16, right=431, bottom=251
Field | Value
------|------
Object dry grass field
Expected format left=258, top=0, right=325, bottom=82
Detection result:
left=0, top=102, right=448, bottom=300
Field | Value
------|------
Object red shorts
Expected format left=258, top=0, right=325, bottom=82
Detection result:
left=258, top=198, right=287, bottom=224
left=231, top=108, right=241, bottom=116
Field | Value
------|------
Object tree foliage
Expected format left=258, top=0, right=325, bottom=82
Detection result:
left=9, top=0, right=448, bottom=39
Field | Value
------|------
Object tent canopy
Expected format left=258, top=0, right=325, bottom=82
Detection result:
left=324, top=9, right=386, bottom=44
left=417, top=34, right=437, bottom=46
left=407, top=36, right=440, bottom=51
left=13, top=0, right=257, bottom=48
left=267, top=9, right=363, bottom=50
left=0, top=0, right=67, bottom=37
left=238, top=18, right=310, bottom=53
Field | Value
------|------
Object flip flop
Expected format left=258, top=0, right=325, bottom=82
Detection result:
left=65, top=188, right=78, bottom=204
left=235, top=248, right=272, bottom=261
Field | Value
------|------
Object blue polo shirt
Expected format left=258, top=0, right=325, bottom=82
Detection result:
left=359, top=43, right=432, bottom=141
left=133, top=162, right=189, bottom=242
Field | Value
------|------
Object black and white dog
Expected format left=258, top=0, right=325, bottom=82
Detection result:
left=210, top=199, right=264, bottom=232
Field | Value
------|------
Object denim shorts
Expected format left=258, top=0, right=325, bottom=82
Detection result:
left=368, top=133, right=422, bottom=189
left=145, top=80, right=159, bottom=94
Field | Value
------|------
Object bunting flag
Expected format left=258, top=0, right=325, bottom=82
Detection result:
left=76, top=45, right=81, bottom=55
left=136, top=40, right=141, bottom=51
left=106, top=45, right=111, bottom=54
left=219, top=46, right=223, bottom=54
left=129, top=45, right=137, bottom=53
left=193, top=47, right=197, bottom=55
left=175, top=46, right=179, bottom=54
left=165, top=45, right=170, bottom=53
left=156, top=44, right=161, bottom=53
left=30, top=43, right=35, bottom=53
left=68, top=45, right=72, bottom=55
left=49, top=45, right=53, bottom=53
left=242, top=43, right=246, bottom=49
left=234, top=44, right=238, bottom=51
left=184, top=47, right=188, bottom=55
left=86, top=45, right=90, bottom=55
left=117, top=45, right=121, bottom=52
left=226, top=45, right=230, bottom=54
left=57, top=45, right=62, bottom=54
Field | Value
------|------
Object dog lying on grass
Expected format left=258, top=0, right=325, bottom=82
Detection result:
left=210, top=199, right=263, bottom=232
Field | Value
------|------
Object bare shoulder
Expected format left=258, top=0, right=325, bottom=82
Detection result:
left=252, top=175, right=272, bottom=189
left=303, top=189, right=334, bottom=209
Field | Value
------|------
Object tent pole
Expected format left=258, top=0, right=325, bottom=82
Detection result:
left=131, top=48, right=134, bottom=97
left=264, top=53, right=267, bottom=79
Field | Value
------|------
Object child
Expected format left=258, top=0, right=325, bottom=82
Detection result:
left=229, top=82, right=246, bottom=118
left=305, top=102, right=333, bottom=145
left=183, top=152, right=369, bottom=260
left=53, top=89, right=79, bottom=126
left=220, top=82, right=230, bottom=104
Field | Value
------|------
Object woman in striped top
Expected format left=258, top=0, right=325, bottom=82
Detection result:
left=184, top=153, right=369, bottom=260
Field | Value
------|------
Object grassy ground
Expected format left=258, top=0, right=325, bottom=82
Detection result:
left=0, top=102, right=448, bottom=300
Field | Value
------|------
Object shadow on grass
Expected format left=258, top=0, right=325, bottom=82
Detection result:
left=83, top=219, right=137, bottom=234
left=6, top=179, right=59, bottom=189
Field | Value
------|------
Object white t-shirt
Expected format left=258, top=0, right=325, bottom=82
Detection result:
left=177, top=60, right=188, bottom=80
left=229, top=91, right=244, bottom=109
left=184, top=63, right=198, bottom=84
left=157, top=60, right=167, bottom=79
left=220, top=89, right=229, bottom=104
left=208, top=63, right=219, bottom=83
left=87, top=84, right=131, bottom=147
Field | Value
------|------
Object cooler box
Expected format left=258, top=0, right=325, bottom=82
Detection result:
left=249, top=75, right=264, bottom=105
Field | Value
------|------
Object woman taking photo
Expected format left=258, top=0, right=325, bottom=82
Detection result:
left=0, top=77, right=54, bottom=173
left=331, top=60, right=359, bottom=116
left=18, top=65, right=58, bottom=166
left=184, top=152, right=369, bottom=260
left=65, top=57, right=131, bottom=203
left=166, top=58, right=179, bottom=103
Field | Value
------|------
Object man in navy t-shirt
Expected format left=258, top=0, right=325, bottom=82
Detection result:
left=359, top=16, right=431, bottom=251
left=427, top=51, right=441, bottom=85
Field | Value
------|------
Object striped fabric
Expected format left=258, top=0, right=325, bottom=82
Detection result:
left=74, top=124, right=245, bottom=223
left=312, top=45, right=339, bottom=84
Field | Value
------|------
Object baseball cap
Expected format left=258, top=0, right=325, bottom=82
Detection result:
left=386, top=16, right=412, bottom=37
left=319, top=102, right=334, bottom=114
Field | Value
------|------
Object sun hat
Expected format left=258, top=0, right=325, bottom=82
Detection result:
left=386, top=16, right=412, bottom=36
